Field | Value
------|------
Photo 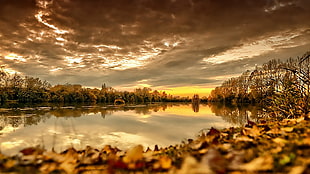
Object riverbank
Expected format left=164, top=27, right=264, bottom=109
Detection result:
left=0, top=116, right=309, bottom=174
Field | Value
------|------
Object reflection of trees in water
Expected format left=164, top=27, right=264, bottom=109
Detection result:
left=0, top=109, right=52, bottom=131
left=0, top=103, right=264, bottom=131
left=0, top=103, right=177, bottom=131
left=208, top=103, right=262, bottom=126
left=192, top=102, right=199, bottom=112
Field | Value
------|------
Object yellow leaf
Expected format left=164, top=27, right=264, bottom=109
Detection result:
left=270, top=146, right=282, bottom=154
left=235, top=136, right=253, bottom=142
left=281, top=127, right=294, bottom=132
left=289, top=165, right=307, bottom=174
left=273, top=138, right=288, bottom=146
left=267, top=128, right=281, bottom=134
left=59, top=161, right=77, bottom=174
left=4, top=159, right=16, bottom=169
left=40, top=163, right=58, bottom=173
left=159, top=156, right=172, bottom=169
left=242, top=125, right=261, bottom=137
left=123, top=145, right=144, bottom=163
left=178, top=156, right=214, bottom=174
left=301, top=137, right=310, bottom=146
left=240, top=156, right=273, bottom=171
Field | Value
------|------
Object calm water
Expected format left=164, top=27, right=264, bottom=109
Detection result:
left=0, top=103, right=261, bottom=155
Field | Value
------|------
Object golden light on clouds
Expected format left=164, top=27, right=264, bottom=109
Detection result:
left=203, top=29, right=308, bottom=64
left=35, top=11, right=70, bottom=35
left=1, top=140, right=24, bottom=149
left=1, top=0, right=310, bottom=95
left=4, top=53, right=26, bottom=62
left=49, top=67, right=63, bottom=72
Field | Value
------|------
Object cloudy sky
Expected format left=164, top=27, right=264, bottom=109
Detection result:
left=1, top=0, right=310, bottom=96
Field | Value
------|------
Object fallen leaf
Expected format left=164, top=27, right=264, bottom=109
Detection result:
left=240, top=156, right=273, bottom=171
left=267, top=127, right=282, bottom=134
left=59, top=161, right=77, bottom=174
left=207, top=127, right=220, bottom=136
left=40, top=162, right=58, bottom=173
left=289, top=165, right=307, bottom=174
left=201, top=148, right=227, bottom=173
left=273, top=137, right=288, bottom=146
left=281, top=127, right=294, bottom=132
left=123, top=145, right=144, bottom=163
left=20, top=147, right=42, bottom=156
left=279, top=155, right=291, bottom=165
left=300, top=137, right=310, bottom=146
left=242, top=125, right=261, bottom=137
left=178, top=156, right=214, bottom=174
left=3, top=159, right=16, bottom=169
left=235, top=136, right=253, bottom=142
left=159, top=156, right=172, bottom=169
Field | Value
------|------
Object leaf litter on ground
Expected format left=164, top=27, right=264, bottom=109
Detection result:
left=0, top=116, right=309, bottom=174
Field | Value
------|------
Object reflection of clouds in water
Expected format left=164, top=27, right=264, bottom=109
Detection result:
left=99, top=132, right=154, bottom=150
left=1, top=139, right=24, bottom=149
left=0, top=104, right=260, bottom=155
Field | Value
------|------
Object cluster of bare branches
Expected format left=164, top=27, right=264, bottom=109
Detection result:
left=209, top=52, right=310, bottom=118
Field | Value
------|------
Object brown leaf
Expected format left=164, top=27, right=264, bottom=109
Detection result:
left=59, top=161, right=77, bottom=174
left=301, top=137, right=310, bottom=146
left=40, top=162, right=58, bottom=173
left=20, top=147, right=42, bottom=156
left=178, top=156, right=214, bottom=174
left=3, top=159, right=16, bottom=169
left=207, top=127, right=220, bottom=136
left=242, top=125, right=261, bottom=137
left=240, top=156, right=273, bottom=171
left=201, top=148, right=227, bottom=174
left=289, top=165, right=307, bottom=174
left=273, top=138, right=288, bottom=147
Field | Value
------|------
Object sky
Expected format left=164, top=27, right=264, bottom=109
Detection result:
left=0, top=0, right=310, bottom=96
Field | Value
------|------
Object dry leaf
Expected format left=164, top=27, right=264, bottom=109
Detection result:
left=4, top=159, right=16, bottom=169
left=273, top=137, right=288, bottom=146
left=207, top=127, right=220, bottom=136
left=59, top=161, right=77, bottom=174
left=159, top=156, right=172, bottom=169
left=177, top=156, right=214, bottom=174
left=242, top=125, right=261, bottom=137
left=123, top=145, right=144, bottom=163
left=40, top=162, right=58, bottom=173
left=235, top=136, right=253, bottom=142
left=289, top=165, right=307, bottom=174
left=240, top=156, right=273, bottom=171
left=281, top=127, right=294, bottom=132
left=201, top=148, right=227, bottom=173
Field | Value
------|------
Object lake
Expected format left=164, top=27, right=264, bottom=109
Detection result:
left=0, top=103, right=261, bottom=155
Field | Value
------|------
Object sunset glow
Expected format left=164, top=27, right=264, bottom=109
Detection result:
left=166, top=86, right=214, bottom=97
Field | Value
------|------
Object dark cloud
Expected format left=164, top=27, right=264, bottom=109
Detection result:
left=0, top=0, right=310, bottom=93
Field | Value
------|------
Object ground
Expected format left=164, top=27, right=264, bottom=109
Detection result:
left=0, top=116, right=309, bottom=174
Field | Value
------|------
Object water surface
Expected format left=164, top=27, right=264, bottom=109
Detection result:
left=0, top=103, right=260, bottom=155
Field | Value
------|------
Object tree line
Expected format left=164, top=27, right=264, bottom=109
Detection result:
left=208, top=52, right=310, bottom=118
left=0, top=69, right=191, bottom=104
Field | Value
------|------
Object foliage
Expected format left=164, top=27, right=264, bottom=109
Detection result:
left=209, top=52, right=310, bottom=118
left=0, top=117, right=309, bottom=173
left=0, top=68, right=191, bottom=104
